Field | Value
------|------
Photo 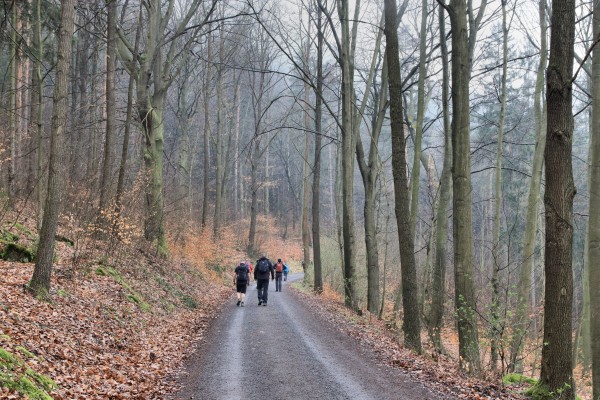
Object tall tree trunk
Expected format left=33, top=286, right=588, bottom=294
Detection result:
left=301, top=112, right=311, bottom=278
left=448, top=0, right=481, bottom=372
left=428, top=0, right=452, bottom=354
left=8, top=0, right=17, bottom=205
left=234, top=82, right=241, bottom=221
left=490, top=0, right=508, bottom=371
left=247, top=69, right=266, bottom=256
left=32, top=0, right=44, bottom=230
left=577, top=76, right=591, bottom=376
left=588, top=0, right=600, bottom=397
left=214, top=24, right=226, bottom=238
left=28, top=0, right=76, bottom=298
left=539, top=0, right=576, bottom=395
left=313, top=1, right=324, bottom=294
left=202, top=34, right=212, bottom=229
left=357, top=55, right=387, bottom=315
left=508, top=0, right=547, bottom=373
left=302, top=35, right=312, bottom=282
left=339, top=0, right=358, bottom=311
left=116, top=6, right=142, bottom=209
left=409, top=0, right=429, bottom=239
left=139, top=96, right=167, bottom=254
left=354, top=12, right=385, bottom=316
left=248, top=141, right=259, bottom=256
left=100, top=0, right=117, bottom=212
left=21, top=2, right=30, bottom=151
left=384, top=0, right=422, bottom=353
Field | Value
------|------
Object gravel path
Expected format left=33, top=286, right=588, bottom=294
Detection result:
left=174, top=274, right=447, bottom=400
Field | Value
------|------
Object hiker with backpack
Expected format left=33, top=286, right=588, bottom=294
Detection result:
left=245, top=259, right=253, bottom=285
left=234, top=261, right=250, bottom=307
left=274, top=259, right=285, bottom=292
left=254, top=254, right=274, bottom=306
left=283, top=263, right=289, bottom=281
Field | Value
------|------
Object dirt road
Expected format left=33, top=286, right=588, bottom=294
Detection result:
left=174, top=274, right=447, bottom=400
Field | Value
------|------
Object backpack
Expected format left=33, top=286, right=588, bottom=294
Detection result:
left=275, top=262, right=283, bottom=273
left=257, top=259, right=269, bottom=273
left=237, top=264, right=249, bottom=282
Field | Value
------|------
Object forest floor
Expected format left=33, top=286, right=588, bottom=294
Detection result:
left=0, top=257, right=529, bottom=399
left=0, top=212, right=585, bottom=399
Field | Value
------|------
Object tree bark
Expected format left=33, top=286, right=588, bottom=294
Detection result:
left=448, top=0, right=481, bottom=372
left=202, top=34, right=213, bottom=229
left=409, top=0, right=429, bottom=240
left=339, top=0, right=359, bottom=311
left=508, top=0, right=547, bottom=373
left=539, top=0, right=576, bottom=395
left=489, top=0, right=508, bottom=371
left=8, top=0, right=17, bottom=205
left=588, top=0, right=600, bottom=397
left=32, top=0, right=44, bottom=230
left=428, top=0, right=452, bottom=354
left=116, top=6, right=142, bottom=209
left=301, top=28, right=312, bottom=282
left=313, top=0, right=324, bottom=294
left=28, top=0, right=76, bottom=299
left=100, top=0, right=117, bottom=212
left=384, top=0, right=422, bottom=353
left=214, top=22, right=227, bottom=238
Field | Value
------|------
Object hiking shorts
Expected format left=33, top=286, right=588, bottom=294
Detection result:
left=236, top=282, right=247, bottom=293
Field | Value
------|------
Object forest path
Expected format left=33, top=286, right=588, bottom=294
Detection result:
left=173, top=274, right=447, bottom=400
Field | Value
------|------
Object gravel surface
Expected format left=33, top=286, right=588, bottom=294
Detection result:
left=174, top=274, right=448, bottom=400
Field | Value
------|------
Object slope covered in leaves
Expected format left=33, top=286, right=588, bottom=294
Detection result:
left=0, top=246, right=231, bottom=399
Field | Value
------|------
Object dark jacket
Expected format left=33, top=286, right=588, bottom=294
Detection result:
left=254, top=257, right=274, bottom=280
left=235, top=263, right=249, bottom=283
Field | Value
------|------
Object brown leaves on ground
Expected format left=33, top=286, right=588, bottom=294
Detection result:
left=292, top=287, right=527, bottom=400
left=0, top=254, right=230, bottom=399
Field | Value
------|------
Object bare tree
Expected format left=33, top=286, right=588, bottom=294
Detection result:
left=28, top=0, right=76, bottom=298
left=117, top=0, right=218, bottom=254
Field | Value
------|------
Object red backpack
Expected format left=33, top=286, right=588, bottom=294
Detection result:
left=275, top=262, right=283, bottom=272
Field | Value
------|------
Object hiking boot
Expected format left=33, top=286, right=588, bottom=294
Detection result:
left=236, top=300, right=241, bottom=306
left=263, top=302, right=267, bottom=306
left=258, top=300, right=263, bottom=306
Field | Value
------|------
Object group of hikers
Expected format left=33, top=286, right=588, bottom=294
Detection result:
left=233, top=255, right=289, bottom=307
